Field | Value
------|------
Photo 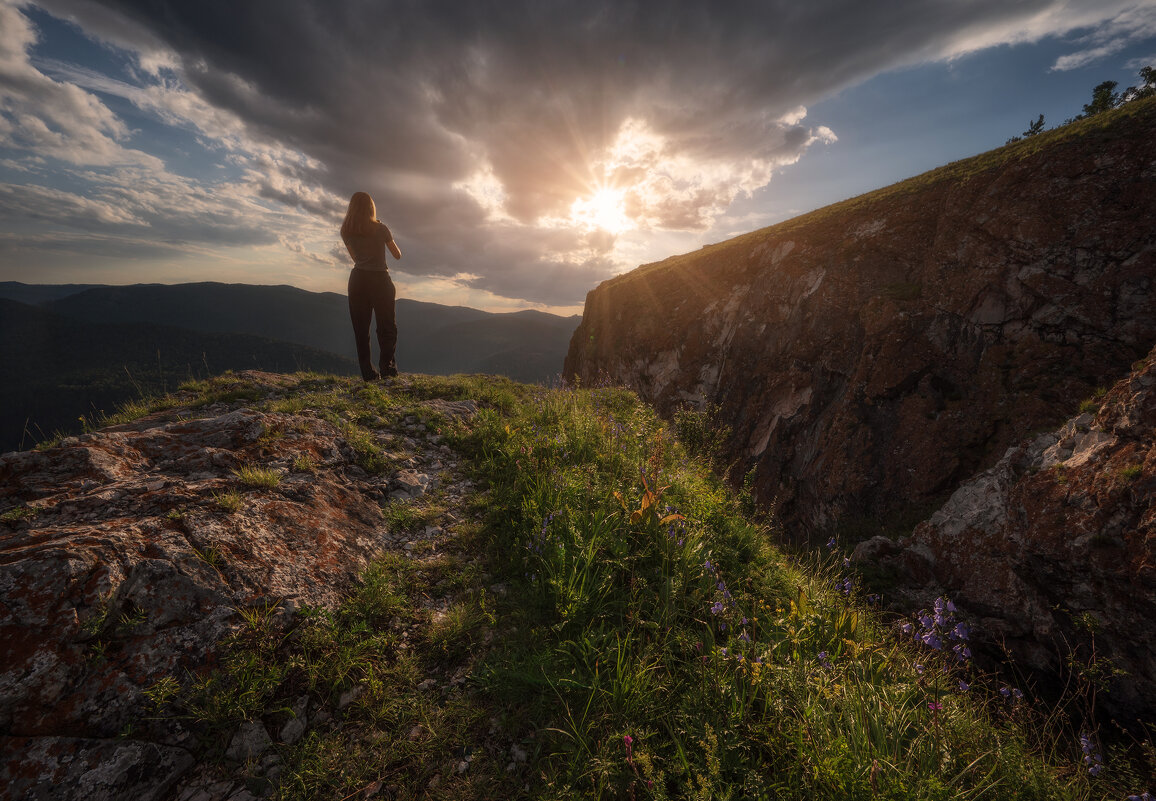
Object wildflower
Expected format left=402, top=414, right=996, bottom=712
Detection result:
left=1012, top=688, right=1023, bottom=700
left=817, top=651, right=833, bottom=670
left=710, top=601, right=724, bottom=615
left=999, top=687, right=1010, bottom=698
left=1127, top=793, right=1153, bottom=801
left=826, top=537, right=836, bottom=549
left=951, top=622, right=970, bottom=641
left=918, top=614, right=934, bottom=631
left=900, top=622, right=913, bottom=636
left=1080, top=732, right=1103, bottom=776
left=704, top=559, right=713, bottom=572
left=958, top=680, right=969, bottom=692
left=624, top=734, right=634, bottom=763
left=952, top=643, right=971, bottom=662
left=919, top=631, right=943, bottom=651
left=719, top=622, right=727, bottom=632
left=927, top=702, right=943, bottom=712
left=915, top=663, right=925, bottom=675
left=946, top=599, right=957, bottom=613
left=739, top=630, right=751, bottom=643
left=720, top=647, right=728, bottom=656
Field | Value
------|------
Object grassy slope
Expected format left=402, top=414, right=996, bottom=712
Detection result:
left=120, top=372, right=1152, bottom=800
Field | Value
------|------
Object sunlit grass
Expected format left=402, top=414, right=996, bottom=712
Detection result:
left=123, top=371, right=1151, bottom=799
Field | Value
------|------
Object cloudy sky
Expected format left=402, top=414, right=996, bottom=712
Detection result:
left=1, top=0, right=1154, bottom=314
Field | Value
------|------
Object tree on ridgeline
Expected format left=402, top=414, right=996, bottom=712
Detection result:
left=1121, top=65, right=1156, bottom=102
left=1006, top=113, right=1045, bottom=144
left=1083, top=80, right=1122, bottom=117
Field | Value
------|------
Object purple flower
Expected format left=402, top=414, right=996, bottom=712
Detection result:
left=704, top=560, right=713, bottom=572
left=826, top=537, right=836, bottom=549
left=999, top=687, right=1011, bottom=698
left=927, top=702, right=942, bottom=712
left=958, top=680, right=969, bottom=692
left=915, top=663, right=925, bottom=675
left=817, top=651, right=833, bottom=669
left=951, top=622, right=970, bottom=641
left=918, top=614, right=934, bottom=631
left=920, top=631, right=943, bottom=651
left=711, top=601, right=724, bottom=615
left=900, top=622, right=913, bottom=636
left=945, top=599, right=957, bottom=613
left=1012, top=688, right=1023, bottom=700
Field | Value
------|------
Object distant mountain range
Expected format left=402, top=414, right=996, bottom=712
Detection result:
left=0, top=281, right=580, bottom=452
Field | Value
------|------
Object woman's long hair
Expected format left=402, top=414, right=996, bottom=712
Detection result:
left=341, top=192, right=377, bottom=237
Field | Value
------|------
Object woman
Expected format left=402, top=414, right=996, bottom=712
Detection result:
left=341, top=191, right=402, bottom=380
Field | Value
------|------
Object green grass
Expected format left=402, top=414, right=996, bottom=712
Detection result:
left=234, top=464, right=282, bottom=489
left=112, top=371, right=1151, bottom=798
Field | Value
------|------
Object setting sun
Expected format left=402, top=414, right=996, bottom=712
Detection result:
left=569, top=186, right=634, bottom=234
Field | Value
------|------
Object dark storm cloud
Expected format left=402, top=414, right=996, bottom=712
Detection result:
left=27, top=0, right=1143, bottom=304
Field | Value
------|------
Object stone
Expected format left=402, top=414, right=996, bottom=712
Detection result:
left=225, top=721, right=272, bottom=763
left=0, top=736, right=194, bottom=801
left=867, top=347, right=1156, bottom=720
left=0, top=388, right=396, bottom=742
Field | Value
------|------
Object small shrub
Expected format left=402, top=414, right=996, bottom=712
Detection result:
left=291, top=454, right=316, bottom=472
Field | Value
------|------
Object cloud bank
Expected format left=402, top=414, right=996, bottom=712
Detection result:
left=2, top=0, right=1154, bottom=306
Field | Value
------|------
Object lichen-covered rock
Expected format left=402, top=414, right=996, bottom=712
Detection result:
left=0, top=736, right=194, bottom=801
left=858, top=346, right=1156, bottom=719
left=565, top=100, right=1156, bottom=534
left=0, top=371, right=478, bottom=797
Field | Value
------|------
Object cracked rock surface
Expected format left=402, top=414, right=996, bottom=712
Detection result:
left=0, top=371, right=483, bottom=800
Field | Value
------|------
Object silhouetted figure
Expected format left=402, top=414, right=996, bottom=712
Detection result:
left=341, top=192, right=402, bottom=380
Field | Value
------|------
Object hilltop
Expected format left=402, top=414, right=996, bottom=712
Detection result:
left=1, top=371, right=1152, bottom=799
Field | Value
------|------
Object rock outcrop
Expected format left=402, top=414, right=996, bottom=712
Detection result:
left=565, top=98, right=1156, bottom=534
left=0, top=372, right=477, bottom=801
left=855, top=345, right=1156, bottom=720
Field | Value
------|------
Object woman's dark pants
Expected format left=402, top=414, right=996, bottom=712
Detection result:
left=347, top=268, right=397, bottom=380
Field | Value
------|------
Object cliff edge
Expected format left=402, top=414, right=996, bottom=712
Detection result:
left=565, top=98, right=1156, bottom=535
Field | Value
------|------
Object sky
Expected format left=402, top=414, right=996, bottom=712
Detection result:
left=1, top=1, right=1154, bottom=315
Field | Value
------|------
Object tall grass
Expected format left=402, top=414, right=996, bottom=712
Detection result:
left=458, top=383, right=1122, bottom=799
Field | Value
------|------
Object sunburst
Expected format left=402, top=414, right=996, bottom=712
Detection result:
left=569, top=186, right=633, bottom=234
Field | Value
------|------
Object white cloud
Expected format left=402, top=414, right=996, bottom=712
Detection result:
left=1049, top=3, right=1156, bottom=71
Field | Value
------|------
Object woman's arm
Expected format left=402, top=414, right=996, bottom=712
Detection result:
left=388, top=238, right=402, bottom=260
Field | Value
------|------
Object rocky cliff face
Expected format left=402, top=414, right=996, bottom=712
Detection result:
left=565, top=99, right=1156, bottom=535
left=856, top=345, right=1156, bottom=721
left=0, top=372, right=478, bottom=801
